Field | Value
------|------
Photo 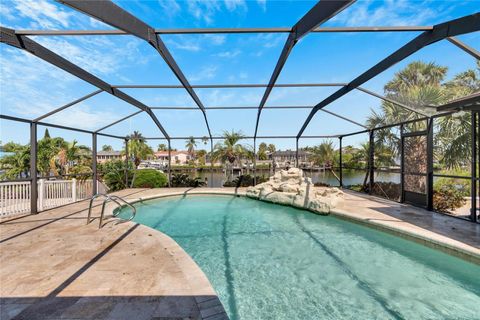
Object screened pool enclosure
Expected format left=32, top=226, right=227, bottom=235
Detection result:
left=0, top=1, right=479, bottom=223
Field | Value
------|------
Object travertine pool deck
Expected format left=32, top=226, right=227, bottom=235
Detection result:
left=1, top=187, right=479, bottom=320
left=0, top=189, right=229, bottom=320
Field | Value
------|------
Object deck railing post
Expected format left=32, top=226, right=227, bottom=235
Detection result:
left=368, top=130, right=374, bottom=194
left=92, top=133, right=97, bottom=195
left=471, top=111, right=477, bottom=222
left=72, top=178, right=77, bottom=202
left=426, top=117, right=434, bottom=211
left=30, top=122, right=38, bottom=214
left=339, top=136, right=343, bottom=188
left=38, top=179, right=44, bottom=211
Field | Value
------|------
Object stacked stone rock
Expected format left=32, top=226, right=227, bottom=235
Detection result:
left=246, top=168, right=343, bottom=214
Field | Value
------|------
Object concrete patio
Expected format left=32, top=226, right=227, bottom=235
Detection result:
left=1, top=187, right=479, bottom=320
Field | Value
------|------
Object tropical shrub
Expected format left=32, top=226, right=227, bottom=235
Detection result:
left=371, top=182, right=401, bottom=201
left=433, top=177, right=469, bottom=197
left=346, top=182, right=401, bottom=200
left=223, top=174, right=268, bottom=187
left=170, top=173, right=206, bottom=187
left=433, top=184, right=466, bottom=212
left=98, top=160, right=134, bottom=191
left=314, top=182, right=330, bottom=187
left=132, top=169, right=168, bottom=188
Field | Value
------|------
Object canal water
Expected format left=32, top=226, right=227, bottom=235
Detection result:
left=182, top=169, right=400, bottom=188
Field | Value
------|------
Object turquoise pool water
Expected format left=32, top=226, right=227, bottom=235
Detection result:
left=121, top=195, right=480, bottom=319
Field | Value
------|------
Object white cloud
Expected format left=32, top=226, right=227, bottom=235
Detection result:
left=198, top=88, right=262, bottom=107
left=13, top=0, right=72, bottom=29
left=257, top=0, right=267, bottom=11
left=166, top=34, right=225, bottom=53
left=330, top=0, right=441, bottom=26
left=157, top=0, right=181, bottom=15
left=31, top=36, right=150, bottom=76
left=204, top=34, right=226, bottom=45
left=47, top=107, right=122, bottom=131
left=167, top=39, right=201, bottom=52
left=186, top=1, right=221, bottom=24
left=0, top=48, right=87, bottom=117
left=224, top=0, right=247, bottom=12
left=215, top=49, right=242, bottom=58
left=189, top=66, right=218, bottom=82
left=186, top=0, right=248, bottom=24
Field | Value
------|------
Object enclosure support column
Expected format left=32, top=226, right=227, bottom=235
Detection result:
left=30, top=122, right=38, bottom=214
left=92, top=133, right=97, bottom=195
left=400, top=124, right=405, bottom=203
left=124, top=139, right=129, bottom=188
left=426, top=117, right=434, bottom=211
left=295, top=138, right=299, bottom=168
left=339, top=137, right=343, bottom=188
left=471, top=111, right=477, bottom=222
left=368, top=130, right=374, bottom=194
left=168, top=140, right=172, bottom=187
left=253, top=138, right=257, bottom=186
left=210, top=138, right=214, bottom=188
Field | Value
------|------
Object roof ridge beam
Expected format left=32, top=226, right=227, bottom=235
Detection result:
left=254, top=0, right=355, bottom=138
left=14, top=26, right=434, bottom=36
left=297, top=13, right=480, bottom=138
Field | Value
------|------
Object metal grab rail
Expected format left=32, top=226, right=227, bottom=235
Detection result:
left=87, top=193, right=136, bottom=228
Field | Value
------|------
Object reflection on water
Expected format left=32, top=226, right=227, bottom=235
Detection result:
left=179, top=169, right=400, bottom=188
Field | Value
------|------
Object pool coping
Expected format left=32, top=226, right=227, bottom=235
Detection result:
left=111, top=189, right=480, bottom=266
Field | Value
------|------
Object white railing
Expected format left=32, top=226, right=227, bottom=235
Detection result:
left=0, top=181, right=31, bottom=216
left=0, top=179, right=95, bottom=217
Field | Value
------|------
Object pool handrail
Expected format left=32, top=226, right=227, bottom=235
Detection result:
left=87, top=193, right=136, bottom=228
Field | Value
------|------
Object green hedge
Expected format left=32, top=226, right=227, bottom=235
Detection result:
left=133, top=169, right=168, bottom=188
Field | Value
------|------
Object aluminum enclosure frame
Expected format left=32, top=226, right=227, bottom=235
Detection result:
left=0, top=1, right=479, bottom=221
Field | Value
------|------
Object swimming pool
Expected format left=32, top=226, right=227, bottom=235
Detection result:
left=120, top=195, right=480, bottom=319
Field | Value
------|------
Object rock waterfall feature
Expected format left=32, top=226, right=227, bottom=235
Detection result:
left=246, top=168, right=343, bottom=214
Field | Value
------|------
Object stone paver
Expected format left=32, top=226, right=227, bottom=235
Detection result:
left=334, top=190, right=480, bottom=263
left=0, top=189, right=226, bottom=320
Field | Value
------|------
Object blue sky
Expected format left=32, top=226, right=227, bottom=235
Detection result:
left=0, top=0, right=479, bottom=151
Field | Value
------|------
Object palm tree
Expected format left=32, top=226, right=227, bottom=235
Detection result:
left=211, top=130, right=247, bottom=181
left=126, top=131, right=153, bottom=168
left=102, top=145, right=113, bottom=151
left=437, top=61, right=480, bottom=169
left=37, top=134, right=67, bottom=176
left=309, top=140, right=335, bottom=167
left=366, top=61, right=478, bottom=170
left=57, top=140, right=91, bottom=175
left=201, top=136, right=209, bottom=145
left=257, top=142, right=268, bottom=160
left=267, top=144, right=276, bottom=155
left=157, top=143, right=167, bottom=151
left=196, top=149, right=207, bottom=166
left=266, top=143, right=277, bottom=170
left=185, top=137, right=197, bottom=158
left=0, top=142, right=30, bottom=179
